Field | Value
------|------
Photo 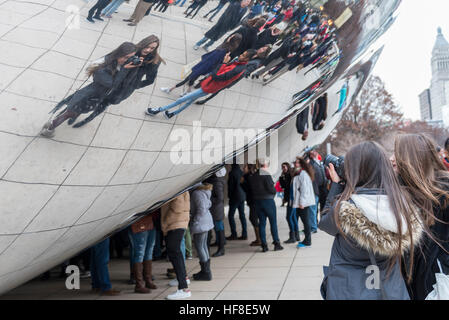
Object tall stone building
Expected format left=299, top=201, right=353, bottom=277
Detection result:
left=419, top=27, right=449, bottom=125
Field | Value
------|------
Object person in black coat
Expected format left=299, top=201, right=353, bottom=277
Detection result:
left=194, top=0, right=251, bottom=50
left=40, top=42, right=138, bottom=138
left=278, top=162, right=291, bottom=207
left=204, top=167, right=227, bottom=257
left=311, top=93, right=327, bottom=131
left=241, top=164, right=261, bottom=246
left=254, top=24, right=282, bottom=49
left=296, top=106, right=309, bottom=141
left=229, top=17, right=266, bottom=59
left=247, top=158, right=283, bottom=252
left=227, top=164, right=247, bottom=240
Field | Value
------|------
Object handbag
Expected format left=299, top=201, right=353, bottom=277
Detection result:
left=131, top=215, right=154, bottom=234
left=425, top=259, right=449, bottom=300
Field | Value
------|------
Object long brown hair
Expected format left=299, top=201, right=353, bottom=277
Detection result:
left=217, top=33, right=243, bottom=53
left=334, top=141, right=418, bottom=282
left=297, top=157, right=314, bottom=181
left=136, top=35, right=166, bottom=65
left=87, top=42, right=137, bottom=77
left=247, top=17, right=267, bottom=29
left=394, top=134, right=449, bottom=227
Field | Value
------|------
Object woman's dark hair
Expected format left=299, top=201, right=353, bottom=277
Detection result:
left=445, top=137, right=449, bottom=152
left=87, top=42, right=137, bottom=77
left=257, top=45, right=272, bottom=59
left=296, top=157, right=314, bottom=181
left=218, top=33, right=243, bottom=53
left=282, top=162, right=291, bottom=169
left=335, top=141, right=419, bottom=282
left=246, top=17, right=266, bottom=29
left=136, top=35, right=166, bottom=65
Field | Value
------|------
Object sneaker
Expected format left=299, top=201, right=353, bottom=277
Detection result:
left=123, top=18, right=133, bottom=22
left=86, top=17, right=95, bottom=23
left=164, top=111, right=174, bottom=119
left=169, top=278, right=190, bottom=287
left=145, top=108, right=160, bottom=116
left=166, top=289, right=191, bottom=300
left=187, top=255, right=193, bottom=260
left=193, top=45, right=199, bottom=50
left=40, top=121, right=55, bottom=138
left=160, top=87, right=171, bottom=94
left=93, top=16, right=104, bottom=21
left=297, top=243, right=311, bottom=248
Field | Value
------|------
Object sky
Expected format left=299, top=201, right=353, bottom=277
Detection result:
left=372, top=0, right=449, bottom=120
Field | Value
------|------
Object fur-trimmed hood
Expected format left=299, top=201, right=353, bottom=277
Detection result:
left=338, top=194, right=423, bottom=258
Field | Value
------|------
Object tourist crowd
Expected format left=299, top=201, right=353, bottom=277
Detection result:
left=40, top=0, right=338, bottom=136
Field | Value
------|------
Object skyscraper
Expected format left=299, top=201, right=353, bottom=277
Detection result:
left=420, top=27, right=449, bottom=125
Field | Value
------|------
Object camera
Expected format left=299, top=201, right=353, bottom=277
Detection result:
left=125, top=55, right=141, bottom=66
left=324, top=154, right=345, bottom=181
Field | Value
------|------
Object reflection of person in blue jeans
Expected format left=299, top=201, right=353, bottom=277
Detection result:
left=203, top=0, right=228, bottom=22
left=90, top=238, right=120, bottom=295
left=102, top=0, right=128, bottom=18
left=333, top=80, right=349, bottom=116
left=175, top=0, right=187, bottom=7
left=146, top=50, right=253, bottom=118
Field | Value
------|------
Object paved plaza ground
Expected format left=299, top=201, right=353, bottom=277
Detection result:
left=1, top=202, right=333, bottom=300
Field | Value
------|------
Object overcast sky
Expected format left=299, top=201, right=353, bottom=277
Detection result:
left=372, top=0, right=449, bottom=120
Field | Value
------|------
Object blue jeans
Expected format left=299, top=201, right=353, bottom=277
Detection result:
left=286, top=206, right=299, bottom=234
left=175, top=0, right=187, bottom=6
left=255, top=199, right=279, bottom=244
left=102, top=0, right=125, bottom=16
left=214, top=220, right=224, bottom=242
left=128, top=229, right=156, bottom=264
left=228, top=201, right=247, bottom=237
left=195, top=36, right=215, bottom=49
left=158, top=88, right=207, bottom=115
left=206, top=3, right=225, bottom=19
left=309, top=195, right=319, bottom=232
left=90, top=238, right=111, bottom=291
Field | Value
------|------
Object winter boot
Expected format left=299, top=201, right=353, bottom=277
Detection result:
left=284, top=232, right=296, bottom=244
left=212, top=230, right=225, bottom=257
left=295, top=231, right=300, bottom=242
left=250, top=227, right=262, bottom=246
left=261, top=243, right=269, bottom=252
left=274, top=241, right=284, bottom=251
left=143, top=260, right=157, bottom=289
left=133, top=263, right=150, bottom=293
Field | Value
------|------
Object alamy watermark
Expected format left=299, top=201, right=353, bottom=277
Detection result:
left=65, top=265, right=80, bottom=290
left=365, top=265, right=380, bottom=290
left=168, top=121, right=279, bottom=170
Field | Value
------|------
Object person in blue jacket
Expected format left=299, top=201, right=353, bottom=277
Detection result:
left=160, top=34, right=242, bottom=95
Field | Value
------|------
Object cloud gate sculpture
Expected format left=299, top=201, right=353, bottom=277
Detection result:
left=0, top=0, right=401, bottom=293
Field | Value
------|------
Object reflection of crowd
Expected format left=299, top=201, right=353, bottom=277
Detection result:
left=41, top=0, right=339, bottom=135
left=296, top=92, right=328, bottom=141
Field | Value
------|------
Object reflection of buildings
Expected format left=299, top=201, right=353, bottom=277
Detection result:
left=419, top=27, right=449, bottom=126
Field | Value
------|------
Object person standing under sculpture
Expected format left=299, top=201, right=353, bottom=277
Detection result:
left=242, top=164, right=261, bottom=246
left=162, top=192, right=192, bottom=300
left=102, top=0, right=129, bottom=18
left=90, top=238, right=120, bottom=296
left=194, top=0, right=250, bottom=51
left=227, top=164, right=247, bottom=240
left=190, top=183, right=214, bottom=281
left=128, top=213, right=158, bottom=293
left=248, top=159, right=283, bottom=252
left=204, top=168, right=227, bottom=257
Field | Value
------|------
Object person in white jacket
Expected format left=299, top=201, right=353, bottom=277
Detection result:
left=290, top=157, right=316, bottom=248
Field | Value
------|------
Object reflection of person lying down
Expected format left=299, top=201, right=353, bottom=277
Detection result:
left=311, top=93, right=327, bottom=131
left=296, top=106, right=309, bottom=141
left=145, top=50, right=256, bottom=119
left=40, top=36, right=164, bottom=138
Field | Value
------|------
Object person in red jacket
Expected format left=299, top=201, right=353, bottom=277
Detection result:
left=145, top=49, right=256, bottom=118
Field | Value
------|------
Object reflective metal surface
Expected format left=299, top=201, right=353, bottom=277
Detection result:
left=0, top=0, right=400, bottom=293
